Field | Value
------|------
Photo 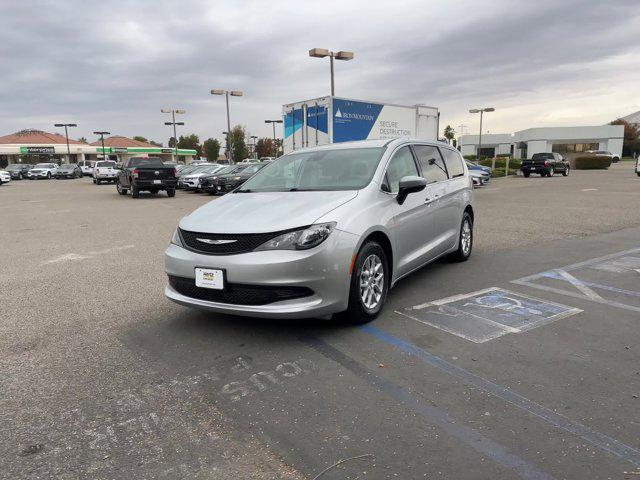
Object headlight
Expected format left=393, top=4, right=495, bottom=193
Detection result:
left=254, top=222, right=336, bottom=251
left=233, top=176, right=241, bottom=180
left=170, top=228, right=183, bottom=247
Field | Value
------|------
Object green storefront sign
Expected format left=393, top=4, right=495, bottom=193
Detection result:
left=94, top=147, right=196, bottom=155
left=20, top=146, right=55, bottom=154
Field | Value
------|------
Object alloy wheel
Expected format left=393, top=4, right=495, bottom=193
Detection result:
left=359, top=254, right=384, bottom=310
left=461, top=219, right=472, bottom=256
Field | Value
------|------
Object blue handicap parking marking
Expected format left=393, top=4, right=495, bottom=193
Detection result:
left=397, top=287, right=582, bottom=343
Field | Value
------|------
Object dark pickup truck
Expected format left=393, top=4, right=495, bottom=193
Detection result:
left=521, top=152, right=570, bottom=177
left=116, top=156, right=178, bottom=198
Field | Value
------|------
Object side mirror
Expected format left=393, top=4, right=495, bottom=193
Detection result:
left=397, top=176, right=427, bottom=205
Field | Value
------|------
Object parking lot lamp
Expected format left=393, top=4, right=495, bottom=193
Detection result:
left=309, top=48, right=354, bottom=96
left=211, top=89, right=243, bottom=163
left=469, top=108, right=495, bottom=167
left=54, top=123, right=77, bottom=163
left=264, top=119, right=283, bottom=157
left=93, top=131, right=110, bottom=162
left=250, top=135, right=258, bottom=159
left=161, top=109, right=185, bottom=161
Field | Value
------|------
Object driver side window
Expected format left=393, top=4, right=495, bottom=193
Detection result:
left=383, top=146, right=419, bottom=194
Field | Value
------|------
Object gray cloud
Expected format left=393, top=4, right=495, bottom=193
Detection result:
left=1, top=0, right=639, bottom=145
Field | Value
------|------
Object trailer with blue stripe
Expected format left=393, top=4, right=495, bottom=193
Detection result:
left=282, top=96, right=439, bottom=154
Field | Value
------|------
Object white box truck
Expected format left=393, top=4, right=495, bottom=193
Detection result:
left=282, top=96, right=439, bottom=153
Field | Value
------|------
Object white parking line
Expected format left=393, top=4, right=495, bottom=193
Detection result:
left=42, top=245, right=135, bottom=265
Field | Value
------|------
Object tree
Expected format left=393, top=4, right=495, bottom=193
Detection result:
left=228, top=125, right=248, bottom=161
left=203, top=138, right=221, bottom=161
left=256, top=138, right=274, bottom=158
left=443, top=125, right=455, bottom=144
left=149, top=140, right=162, bottom=147
left=168, top=136, right=176, bottom=148
left=133, top=136, right=148, bottom=143
left=610, top=119, right=640, bottom=156
left=176, top=133, right=202, bottom=157
left=78, top=136, right=88, bottom=144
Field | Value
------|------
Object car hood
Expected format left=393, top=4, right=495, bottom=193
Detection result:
left=180, top=190, right=358, bottom=233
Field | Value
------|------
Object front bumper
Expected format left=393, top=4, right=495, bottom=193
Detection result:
left=28, top=172, right=51, bottom=178
left=164, top=229, right=359, bottom=318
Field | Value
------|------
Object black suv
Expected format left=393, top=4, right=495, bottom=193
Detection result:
left=521, top=153, right=569, bottom=177
left=5, top=163, right=33, bottom=180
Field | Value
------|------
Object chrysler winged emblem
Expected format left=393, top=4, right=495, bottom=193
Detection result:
left=196, top=238, right=237, bottom=245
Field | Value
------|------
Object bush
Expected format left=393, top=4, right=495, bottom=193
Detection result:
left=492, top=167, right=518, bottom=177
left=463, top=155, right=477, bottom=160
left=478, top=158, right=522, bottom=170
left=496, top=153, right=511, bottom=158
left=573, top=155, right=612, bottom=170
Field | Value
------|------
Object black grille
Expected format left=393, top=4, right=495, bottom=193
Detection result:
left=168, top=275, right=313, bottom=305
left=179, top=228, right=301, bottom=255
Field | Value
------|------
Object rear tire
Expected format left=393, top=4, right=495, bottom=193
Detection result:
left=448, top=212, right=473, bottom=262
left=343, top=241, right=389, bottom=324
left=523, top=171, right=530, bottom=178
left=18, top=173, right=23, bottom=180
left=131, top=186, right=140, bottom=198
left=167, top=188, right=176, bottom=197
left=548, top=167, right=554, bottom=177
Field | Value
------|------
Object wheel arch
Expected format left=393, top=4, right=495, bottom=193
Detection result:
left=357, top=229, right=394, bottom=280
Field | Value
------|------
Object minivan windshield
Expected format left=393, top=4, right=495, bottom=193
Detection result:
left=240, top=148, right=384, bottom=192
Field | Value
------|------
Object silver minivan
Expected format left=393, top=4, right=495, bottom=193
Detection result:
left=165, top=138, right=474, bottom=322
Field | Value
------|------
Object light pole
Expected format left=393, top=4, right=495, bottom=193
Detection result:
left=264, top=119, right=283, bottom=157
left=250, top=135, right=258, bottom=159
left=469, top=108, right=495, bottom=167
left=93, top=131, right=110, bottom=162
left=54, top=123, right=77, bottom=163
left=161, top=109, right=185, bottom=161
left=308, top=48, right=354, bottom=96
left=211, top=89, right=243, bottom=163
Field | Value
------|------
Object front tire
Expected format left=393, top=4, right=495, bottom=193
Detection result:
left=167, top=188, right=176, bottom=197
left=116, top=181, right=127, bottom=195
left=131, top=185, right=140, bottom=198
left=343, top=241, right=389, bottom=323
left=523, top=171, right=530, bottom=178
left=47, top=172, right=51, bottom=179
left=448, top=212, right=473, bottom=262
left=562, top=166, right=570, bottom=176
left=18, top=173, right=23, bottom=180
left=548, top=167, right=554, bottom=177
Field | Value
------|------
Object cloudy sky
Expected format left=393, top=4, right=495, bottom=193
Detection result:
left=1, top=0, right=639, bottom=145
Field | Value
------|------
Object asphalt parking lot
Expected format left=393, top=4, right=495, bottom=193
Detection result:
left=2, top=162, right=640, bottom=479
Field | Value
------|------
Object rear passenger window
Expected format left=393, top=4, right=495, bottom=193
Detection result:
left=440, top=148, right=465, bottom=178
left=383, top=146, right=419, bottom=194
left=413, top=145, right=448, bottom=183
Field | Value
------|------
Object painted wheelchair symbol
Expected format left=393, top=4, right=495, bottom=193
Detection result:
left=463, top=294, right=543, bottom=316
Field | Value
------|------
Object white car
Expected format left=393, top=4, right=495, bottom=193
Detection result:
left=178, top=165, right=225, bottom=191
left=27, top=163, right=59, bottom=179
left=92, top=160, right=119, bottom=184
left=78, top=160, right=95, bottom=176
left=0, top=170, right=11, bottom=184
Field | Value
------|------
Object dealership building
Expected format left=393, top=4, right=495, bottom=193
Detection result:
left=0, top=130, right=197, bottom=167
left=458, top=125, right=624, bottom=159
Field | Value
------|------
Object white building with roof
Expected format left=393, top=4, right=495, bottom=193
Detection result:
left=459, top=125, right=624, bottom=159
